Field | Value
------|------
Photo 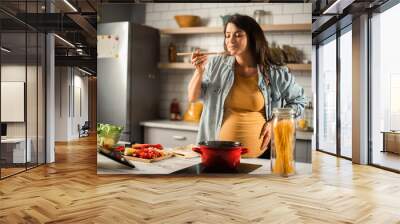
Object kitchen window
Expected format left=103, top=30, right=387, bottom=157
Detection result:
left=370, top=2, right=400, bottom=172
left=316, top=25, right=353, bottom=159
left=339, top=27, right=352, bottom=159
left=317, top=35, right=337, bottom=155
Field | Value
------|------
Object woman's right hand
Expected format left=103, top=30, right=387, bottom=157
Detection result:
left=191, top=49, right=208, bottom=73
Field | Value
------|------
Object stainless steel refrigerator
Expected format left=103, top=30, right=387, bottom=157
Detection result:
left=97, top=22, right=160, bottom=142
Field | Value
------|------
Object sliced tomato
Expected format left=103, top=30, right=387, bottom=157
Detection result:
left=114, top=146, right=125, bottom=152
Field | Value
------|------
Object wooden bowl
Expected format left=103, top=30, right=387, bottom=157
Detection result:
left=174, top=15, right=200, bottom=27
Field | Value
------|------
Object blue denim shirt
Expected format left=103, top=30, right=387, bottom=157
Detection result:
left=197, top=55, right=306, bottom=143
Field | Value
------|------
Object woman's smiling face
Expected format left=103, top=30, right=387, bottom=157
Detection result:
left=225, top=23, right=248, bottom=56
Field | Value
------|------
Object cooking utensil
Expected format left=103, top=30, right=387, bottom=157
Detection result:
left=98, top=147, right=135, bottom=168
left=193, top=141, right=248, bottom=170
left=177, top=51, right=228, bottom=56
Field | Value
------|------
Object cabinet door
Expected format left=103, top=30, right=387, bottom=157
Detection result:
left=144, top=127, right=198, bottom=148
left=295, top=140, right=311, bottom=163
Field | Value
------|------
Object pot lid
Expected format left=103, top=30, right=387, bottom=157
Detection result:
left=198, top=141, right=242, bottom=149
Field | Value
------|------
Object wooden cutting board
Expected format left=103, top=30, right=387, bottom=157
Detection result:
left=170, top=144, right=199, bottom=159
left=123, top=152, right=174, bottom=163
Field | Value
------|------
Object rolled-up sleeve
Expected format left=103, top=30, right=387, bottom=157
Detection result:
left=199, top=57, right=215, bottom=101
left=278, top=67, right=306, bottom=118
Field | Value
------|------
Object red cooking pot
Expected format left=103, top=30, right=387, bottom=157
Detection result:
left=192, top=141, right=248, bottom=170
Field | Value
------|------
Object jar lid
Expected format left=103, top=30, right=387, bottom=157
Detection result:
left=272, top=108, right=295, bottom=115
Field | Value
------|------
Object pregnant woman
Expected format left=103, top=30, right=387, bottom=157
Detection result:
left=188, top=14, right=306, bottom=158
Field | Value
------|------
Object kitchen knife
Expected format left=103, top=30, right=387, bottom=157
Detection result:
left=98, top=148, right=136, bottom=168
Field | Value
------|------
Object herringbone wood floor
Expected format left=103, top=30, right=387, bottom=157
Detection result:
left=1, top=135, right=400, bottom=224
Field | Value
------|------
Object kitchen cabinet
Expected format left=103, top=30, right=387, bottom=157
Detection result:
left=141, top=120, right=199, bottom=148
left=295, top=139, right=312, bottom=163
left=143, top=127, right=197, bottom=148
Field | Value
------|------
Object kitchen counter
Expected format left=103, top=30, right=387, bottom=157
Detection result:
left=97, top=150, right=312, bottom=175
left=140, top=120, right=199, bottom=131
left=140, top=120, right=313, bottom=140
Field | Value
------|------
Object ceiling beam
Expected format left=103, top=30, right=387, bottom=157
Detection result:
left=55, top=55, right=96, bottom=71
left=67, top=13, right=97, bottom=39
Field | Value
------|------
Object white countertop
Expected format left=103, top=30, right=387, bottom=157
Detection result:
left=140, top=120, right=313, bottom=140
left=97, top=150, right=312, bottom=175
left=140, top=120, right=199, bottom=131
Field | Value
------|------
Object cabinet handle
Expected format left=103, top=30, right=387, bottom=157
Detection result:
left=173, top=135, right=186, bottom=140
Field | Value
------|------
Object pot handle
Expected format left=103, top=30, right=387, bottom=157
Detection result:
left=241, top=148, right=248, bottom=155
left=192, top=147, right=202, bottom=154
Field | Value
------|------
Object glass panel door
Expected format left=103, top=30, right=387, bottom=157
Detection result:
left=1, top=28, right=28, bottom=178
left=339, top=29, right=352, bottom=158
left=27, top=30, right=38, bottom=169
left=0, top=1, right=46, bottom=178
left=38, top=32, right=46, bottom=165
left=371, top=3, right=400, bottom=171
left=317, top=37, right=337, bottom=154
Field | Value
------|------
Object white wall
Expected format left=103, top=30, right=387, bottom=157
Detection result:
left=55, top=67, right=68, bottom=141
left=1, top=64, right=45, bottom=163
left=143, top=3, right=312, bottom=118
left=55, top=67, right=89, bottom=141
left=1, top=65, right=40, bottom=137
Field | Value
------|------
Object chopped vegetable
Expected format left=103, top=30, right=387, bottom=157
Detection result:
left=131, top=143, right=163, bottom=150
left=97, top=123, right=124, bottom=149
left=124, top=148, right=135, bottom=156
left=114, top=146, right=125, bottom=152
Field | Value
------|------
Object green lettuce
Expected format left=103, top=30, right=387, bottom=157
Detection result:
left=97, top=123, right=124, bottom=148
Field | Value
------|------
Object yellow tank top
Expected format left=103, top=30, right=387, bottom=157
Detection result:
left=219, top=72, right=267, bottom=158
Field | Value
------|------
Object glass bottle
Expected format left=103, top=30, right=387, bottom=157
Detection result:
left=168, top=42, right=177, bottom=62
left=253, top=10, right=264, bottom=24
left=271, top=108, right=296, bottom=177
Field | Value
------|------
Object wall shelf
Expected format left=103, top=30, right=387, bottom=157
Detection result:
left=160, top=23, right=311, bottom=35
left=158, top=63, right=311, bottom=72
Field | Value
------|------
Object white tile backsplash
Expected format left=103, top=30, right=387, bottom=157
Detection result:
left=262, top=4, right=283, bottom=15
left=292, top=33, right=312, bottom=45
left=154, top=3, right=168, bottom=12
left=144, top=3, right=312, bottom=118
left=303, top=3, right=312, bottom=13
left=283, top=4, right=305, bottom=14
left=293, top=13, right=312, bottom=24
left=273, top=15, right=293, bottom=24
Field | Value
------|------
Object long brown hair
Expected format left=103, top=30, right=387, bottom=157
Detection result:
left=223, top=14, right=280, bottom=75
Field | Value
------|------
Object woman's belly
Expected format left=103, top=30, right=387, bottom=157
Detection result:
left=219, top=109, right=266, bottom=158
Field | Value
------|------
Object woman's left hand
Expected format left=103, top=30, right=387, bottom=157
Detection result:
left=260, top=121, right=272, bottom=151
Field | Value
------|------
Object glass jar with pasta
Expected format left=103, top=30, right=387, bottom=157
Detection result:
left=271, top=108, right=296, bottom=177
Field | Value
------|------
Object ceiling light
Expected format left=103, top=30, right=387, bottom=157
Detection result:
left=1, top=47, right=11, bottom=53
left=78, top=67, right=93, bottom=76
left=63, top=0, right=78, bottom=12
left=54, top=34, right=75, bottom=48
